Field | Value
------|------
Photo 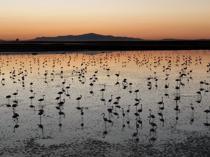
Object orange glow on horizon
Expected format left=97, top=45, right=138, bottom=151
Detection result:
left=0, top=0, right=210, bottom=40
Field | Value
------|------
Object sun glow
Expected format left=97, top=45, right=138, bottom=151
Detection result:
left=0, top=0, right=210, bottom=40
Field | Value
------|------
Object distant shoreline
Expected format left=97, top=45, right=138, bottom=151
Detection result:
left=0, top=40, right=210, bottom=53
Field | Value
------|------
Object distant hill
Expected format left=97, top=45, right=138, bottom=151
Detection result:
left=32, top=33, right=142, bottom=42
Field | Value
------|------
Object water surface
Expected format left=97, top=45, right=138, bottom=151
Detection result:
left=0, top=50, right=210, bottom=156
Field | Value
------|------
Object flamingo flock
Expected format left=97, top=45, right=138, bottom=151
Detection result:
left=0, top=51, right=210, bottom=144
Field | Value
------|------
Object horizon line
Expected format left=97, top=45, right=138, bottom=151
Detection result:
left=0, top=33, right=210, bottom=41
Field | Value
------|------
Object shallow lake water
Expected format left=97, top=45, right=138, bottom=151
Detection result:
left=0, top=50, right=210, bottom=156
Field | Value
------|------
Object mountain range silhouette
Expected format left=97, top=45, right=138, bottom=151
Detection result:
left=32, top=33, right=142, bottom=41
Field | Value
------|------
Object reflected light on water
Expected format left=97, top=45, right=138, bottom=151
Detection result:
left=0, top=50, right=210, bottom=152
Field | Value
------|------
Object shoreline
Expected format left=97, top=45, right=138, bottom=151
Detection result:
left=0, top=40, right=210, bottom=53
left=1, top=134, right=210, bottom=157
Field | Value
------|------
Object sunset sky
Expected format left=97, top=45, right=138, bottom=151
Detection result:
left=0, top=0, right=210, bottom=40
